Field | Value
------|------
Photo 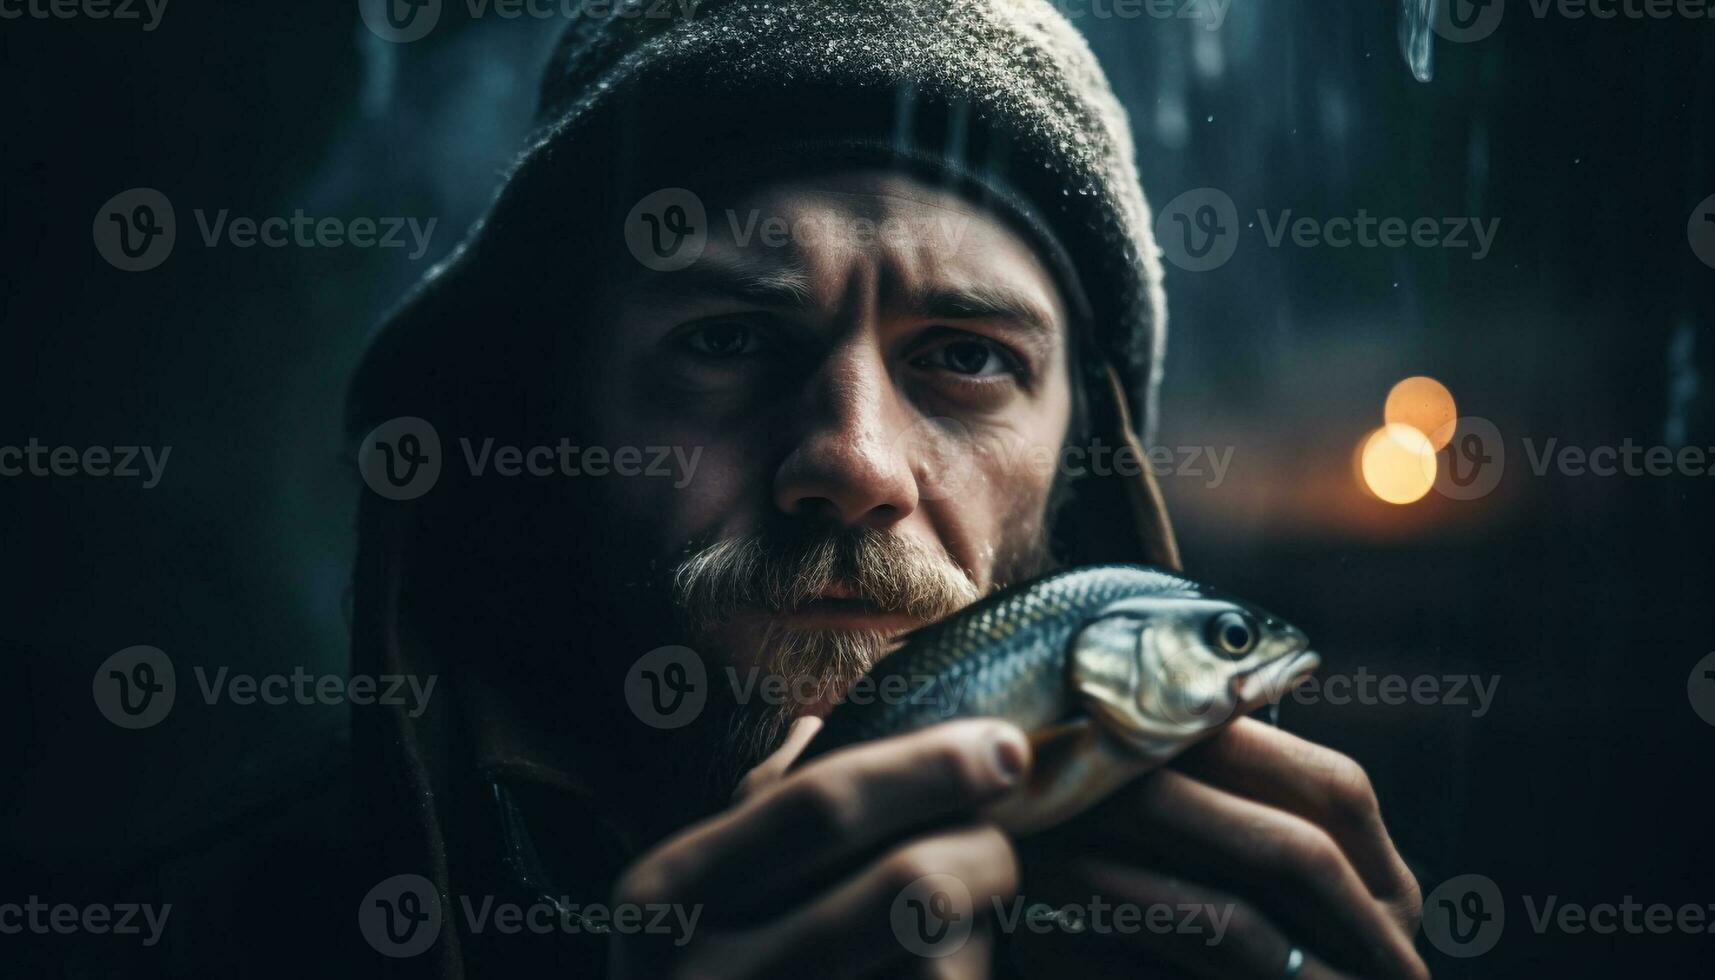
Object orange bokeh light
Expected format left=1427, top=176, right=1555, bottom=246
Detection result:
left=1384, top=376, right=1458, bottom=450
left=1359, top=424, right=1437, bottom=504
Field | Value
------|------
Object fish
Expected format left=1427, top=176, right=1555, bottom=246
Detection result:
left=792, top=565, right=1320, bottom=835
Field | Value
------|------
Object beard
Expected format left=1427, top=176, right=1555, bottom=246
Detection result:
left=668, top=523, right=1050, bottom=796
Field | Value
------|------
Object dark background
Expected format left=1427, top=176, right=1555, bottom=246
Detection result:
left=3, top=1, right=1711, bottom=976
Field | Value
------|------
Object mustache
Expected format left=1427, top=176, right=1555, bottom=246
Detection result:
left=671, top=525, right=981, bottom=629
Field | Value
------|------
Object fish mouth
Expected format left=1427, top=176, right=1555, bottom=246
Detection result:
left=1234, top=648, right=1322, bottom=706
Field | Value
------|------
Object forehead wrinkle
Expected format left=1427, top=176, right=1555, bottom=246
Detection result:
left=624, top=247, right=818, bottom=312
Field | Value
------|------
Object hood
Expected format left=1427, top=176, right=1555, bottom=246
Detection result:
left=345, top=3, right=1178, bottom=975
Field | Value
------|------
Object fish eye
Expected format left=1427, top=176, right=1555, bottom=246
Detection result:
left=1209, top=611, right=1257, bottom=657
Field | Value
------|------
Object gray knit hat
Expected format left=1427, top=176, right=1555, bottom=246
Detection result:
left=353, top=0, right=1166, bottom=438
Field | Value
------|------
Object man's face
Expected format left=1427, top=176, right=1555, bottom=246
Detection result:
left=584, top=169, right=1073, bottom=730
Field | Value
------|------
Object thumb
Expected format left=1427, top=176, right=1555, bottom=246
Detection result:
left=730, top=715, right=823, bottom=803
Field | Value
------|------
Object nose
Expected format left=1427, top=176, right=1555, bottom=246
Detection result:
left=774, top=342, right=919, bottom=529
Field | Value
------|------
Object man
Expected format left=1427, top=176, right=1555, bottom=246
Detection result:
left=346, top=2, right=1427, bottom=977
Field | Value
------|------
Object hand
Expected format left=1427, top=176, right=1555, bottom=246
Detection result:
left=608, top=717, right=1030, bottom=979
left=1005, top=718, right=1427, bottom=980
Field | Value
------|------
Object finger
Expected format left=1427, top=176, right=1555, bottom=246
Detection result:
left=732, top=716, right=825, bottom=803
left=679, top=824, right=1016, bottom=980
left=1095, top=769, right=1427, bottom=980
left=1172, top=719, right=1421, bottom=914
left=615, top=719, right=1030, bottom=919
left=1010, top=857, right=1356, bottom=980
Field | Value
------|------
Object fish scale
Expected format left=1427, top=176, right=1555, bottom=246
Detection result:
left=796, top=564, right=1195, bottom=764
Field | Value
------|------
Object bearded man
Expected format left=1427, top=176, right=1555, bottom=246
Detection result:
left=344, top=3, right=1427, bottom=977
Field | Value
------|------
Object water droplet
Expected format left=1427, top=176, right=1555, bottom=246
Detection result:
left=1398, top=0, right=1435, bottom=82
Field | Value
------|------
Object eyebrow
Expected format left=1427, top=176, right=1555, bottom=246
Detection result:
left=641, top=255, right=817, bottom=309
left=911, top=284, right=1061, bottom=337
left=627, top=255, right=1061, bottom=339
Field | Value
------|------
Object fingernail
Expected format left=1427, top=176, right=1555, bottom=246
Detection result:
left=989, top=726, right=1029, bottom=786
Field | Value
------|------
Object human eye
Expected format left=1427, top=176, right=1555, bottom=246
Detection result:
left=673, top=318, right=764, bottom=359
left=910, top=334, right=1024, bottom=381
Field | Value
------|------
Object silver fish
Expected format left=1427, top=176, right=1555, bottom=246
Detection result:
left=795, top=565, right=1320, bottom=834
